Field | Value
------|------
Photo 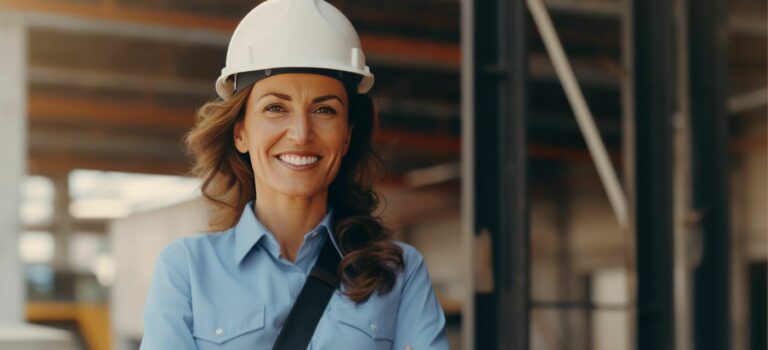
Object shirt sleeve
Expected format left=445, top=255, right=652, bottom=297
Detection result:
left=393, top=244, right=451, bottom=350
left=140, top=240, right=198, bottom=350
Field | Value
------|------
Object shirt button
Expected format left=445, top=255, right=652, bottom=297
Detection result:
left=369, top=323, right=378, bottom=333
left=215, top=328, right=224, bottom=335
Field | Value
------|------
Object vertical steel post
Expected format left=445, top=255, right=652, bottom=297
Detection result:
left=460, top=0, right=476, bottom=348
left=472, top=0, right=529, bottom=348
left=672, top=0, right=694, bottom=350
left=688, top=0, right=731, bottom=348
left=633, top=0, right=676, bottom=349
left=620, top=1, right=638, bottom=349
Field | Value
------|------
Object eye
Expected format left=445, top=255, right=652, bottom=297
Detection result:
left=315, top=106, right=337, bottom=115
left=264, top=104, right=286, bottom=113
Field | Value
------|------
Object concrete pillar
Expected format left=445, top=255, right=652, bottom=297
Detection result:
left=0, top=17, right=27, bottom=322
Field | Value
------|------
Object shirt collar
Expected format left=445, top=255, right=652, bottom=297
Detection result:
left=233, top=201, right=343, bottom=265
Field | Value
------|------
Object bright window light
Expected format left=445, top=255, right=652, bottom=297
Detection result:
left=20, top=176, right=54, bottom=226
left=69, top=199, right=131, bottom=220
left=68, top=170, right=201, bottom=219
left=19, top=231, right=55, bottom=264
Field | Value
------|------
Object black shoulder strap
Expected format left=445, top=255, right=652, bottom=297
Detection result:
left=272, top=236, right=342, bottom=350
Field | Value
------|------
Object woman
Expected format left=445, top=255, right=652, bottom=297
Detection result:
left=140, top=0, right=450, bottom=349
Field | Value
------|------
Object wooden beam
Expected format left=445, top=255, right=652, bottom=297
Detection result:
left=376, top=127, right=624, bottom=162
left=0, top=0, right=461, bottom=67
left=28, top=151, right=190, bottom=176
left=729, top=134, right=767, bottom=154
left=29, top=94, right=196, bottom=130
left=0, top=0, right=235, bottom=31
left=29, top=65, right=213, bottom=97
left=100, top=0, right=115, bottom=11
left=29, top=124, right=186, bottom=160
left=363, top=35, right=459, bottom=68
left=530, top=144, right=621, bottom=162
left=375, top=128, right=461, bottom=155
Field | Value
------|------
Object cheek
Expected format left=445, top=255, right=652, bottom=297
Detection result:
left=324, top=120, right=351, bottom=151
left=325, top=135, right=351, bottom=162
left=246, top=122, right=280, bottom=153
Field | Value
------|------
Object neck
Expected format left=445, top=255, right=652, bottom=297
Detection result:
left=253, top=186, right=329, bottom=262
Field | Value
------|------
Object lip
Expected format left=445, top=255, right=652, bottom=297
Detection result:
left=274, top=150, right=322, bottom=157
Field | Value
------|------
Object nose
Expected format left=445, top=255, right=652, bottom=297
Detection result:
left=286, top=112, right=314, bottom=144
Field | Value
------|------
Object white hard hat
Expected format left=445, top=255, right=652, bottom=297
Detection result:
left=215, top=0, right=375, bottom=100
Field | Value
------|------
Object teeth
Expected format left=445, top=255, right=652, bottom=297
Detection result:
left=278, top=154, right=319, bottom=166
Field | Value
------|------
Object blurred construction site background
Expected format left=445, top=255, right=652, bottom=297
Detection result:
left=0, top=0, right=765, bottom=349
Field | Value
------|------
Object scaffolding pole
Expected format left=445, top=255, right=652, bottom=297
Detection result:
left=527, top=0, right=630, bottom=230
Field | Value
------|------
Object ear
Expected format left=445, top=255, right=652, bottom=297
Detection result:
left=233, top=120, right=249, bottom=153
left=342, top=124, right=354, bottom=156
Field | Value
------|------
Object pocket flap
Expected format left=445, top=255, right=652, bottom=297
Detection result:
left=193, top=303, right=266, bottom=344
left=336, top=300, right=396, bottom=341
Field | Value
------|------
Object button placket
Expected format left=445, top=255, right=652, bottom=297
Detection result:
left=289, top=270, right=305, bottom=299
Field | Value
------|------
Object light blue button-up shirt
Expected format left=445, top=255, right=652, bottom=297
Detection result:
left=141, top=201, right=450, bottom=349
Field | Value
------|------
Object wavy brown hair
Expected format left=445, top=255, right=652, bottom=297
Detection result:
left=184, top=84, right=403, bottom=303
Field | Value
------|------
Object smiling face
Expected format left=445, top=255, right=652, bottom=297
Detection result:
left=234, top=73, right=352, bottom=200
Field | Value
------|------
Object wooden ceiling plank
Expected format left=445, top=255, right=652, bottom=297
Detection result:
left=28, top=94, right=196, bottom=130
left=0, top=0, right=236, bottom=31
left=29, top=65, right=213, bottom=97
left=0, top=0, right=461, bottom=67
left=28, top=151, right=190, bottom=176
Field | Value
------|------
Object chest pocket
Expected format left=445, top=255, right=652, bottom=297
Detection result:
left=192, top=303, right=266, bottom=346
left=332, top=293, right=397, bottom=346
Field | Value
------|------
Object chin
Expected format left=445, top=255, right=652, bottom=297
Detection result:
left=275, top=184, right=325, bottom=198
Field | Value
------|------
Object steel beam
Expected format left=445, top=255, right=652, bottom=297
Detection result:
left=689, top=0, right=731, bottom=348
left=459, top=0, right=476, bottom=336
left=633, top=0, right=676, bottom=349
left=620, top=0, right=638, bottom=346
left=528, top=0, right=629, bottom=229
left=545, top=0, right=623, bottom=17
left=543, top=0, right=766, bottom=39
left=672, top=1, right=694, bottom=350
left=473, top=0, right=530, bottom=348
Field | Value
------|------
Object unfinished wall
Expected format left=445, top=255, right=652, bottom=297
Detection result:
left=110, top=198, right=210, bottom=348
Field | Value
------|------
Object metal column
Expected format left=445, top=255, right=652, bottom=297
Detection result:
left=460, top=0, right=476, bottom=348
left=633, top=0, right=676, bottom=349
left=0, top=15, right=28, bottom=323
left=688, top=0, right=731, bottom=348
left=472, top=0, right=529, bottom=348
left=672, top=0, right=694, bottom=350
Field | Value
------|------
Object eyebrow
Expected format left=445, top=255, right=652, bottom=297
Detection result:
left=257, top=92, right=345, bottom=106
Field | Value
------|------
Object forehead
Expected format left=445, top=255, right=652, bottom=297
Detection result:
left=250, top=73, right=347, bottom=98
